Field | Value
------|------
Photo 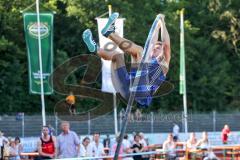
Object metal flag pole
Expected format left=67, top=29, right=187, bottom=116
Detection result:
left=180, top=9, right=188, bottom=133
left=36, top=0, right=46, bottom=126
left=108, top=5, right=118, bottom=135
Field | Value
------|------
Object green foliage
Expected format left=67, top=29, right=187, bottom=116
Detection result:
left=0, top=0, right=239, bottom=114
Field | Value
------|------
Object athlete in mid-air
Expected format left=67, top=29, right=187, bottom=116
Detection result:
left=82, top=13, right=171, bottom=107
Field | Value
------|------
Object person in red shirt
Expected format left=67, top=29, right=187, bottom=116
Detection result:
left=221, top=124, right=231, bottom=144
left=37, top=126, right=57, bottom=159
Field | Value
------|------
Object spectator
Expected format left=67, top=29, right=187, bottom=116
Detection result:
left=162, top=133, right=177, bottom=160
left=186, top=132, right=197, bottom=149
left=47, top=124, right=55, bottom=136
left=196, top=132, right=210, bottom=149
left=203, top=147, right=220, bottom=160
left=103, top=134, right=111, bottom=149
left=139, top=133, right=147, bottom=147
left=120, top=108, right=125, bottom=120
left=172, top=123, right=180, bottom=142
left=139, top=132, right=149, bottom=160
left=221, top=124, right=231, bottom=144
left=37, top=126, right=57, bottom=159
left=131, top=134, right=143, bottom=160
left=122, top=134, right=133, bottom=160
left=9, top=139, right=20, bottom=160
left=90, top=132, right=105, bottom=160
left=79, top=137, right=92, bottom=157
left=129, top=132, right=136, bottom=144
left=57, top=121, right=80, bottom=158
left=111, top=134, right=124, bottom=160
left=135, top=109, right=142, bottom=121
left=0, top=131, right=8, bottom=159
left=65, top=91, right=76, bottom=115
left=103, top=134, right=111, bottom=155
left=14, top=137, right=23, bottom=159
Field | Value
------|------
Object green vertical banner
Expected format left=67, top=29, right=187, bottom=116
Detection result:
left=23, top=12, right=53, bottom=94
left=179, top=9, right=185, bottom=95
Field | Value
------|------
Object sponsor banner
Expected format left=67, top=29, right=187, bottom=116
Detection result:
left=23, top=12, right=53, bottom=94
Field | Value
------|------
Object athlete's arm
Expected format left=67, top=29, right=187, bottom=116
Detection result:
left=160, top=15, right=171, bottom=72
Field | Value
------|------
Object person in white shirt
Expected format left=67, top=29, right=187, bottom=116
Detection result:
left=0, top=132, right=8, bottom=147
left=196, top=132, right=219, bottom=160
left=139, top=132, right=147, bottom=147
left=9, top=139, right=20, bottom=160
left=186, top=132, right=198, bottom=149
left=163, top=133, right=177, bottom=160
left=90, top=132, right=105, bottom=160
left=79, top=137, right=92, bottom=157
left=122, top=134, right=133, bottom=160
left=172, top=123, right=180, bottom=142
left=0, top=131, right=8, bottom=158
left=196, top=132, right=210, bottom=149
left=139, top=132, right=149, bottom=160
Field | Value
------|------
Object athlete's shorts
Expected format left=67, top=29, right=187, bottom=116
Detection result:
left=113, top=58, right=166, bottom=107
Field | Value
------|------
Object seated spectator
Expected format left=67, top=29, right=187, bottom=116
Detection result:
left=14, top=137, right=23, bottom=159
left=103, top=134, right=111, bottom=155
left=196, top=132, right=219, bottom=160
left=139, top=133, right=149, bottom=160
left=9, top=139, right=20, bottom=160
left=139, top=133, right=147, bottom=147
left=111, top=134, right=123, bottom=160
left=122, top=134, right=133, bottom=160
left=162, top=133, right=177, bottom=160
left=79, top=137, right=92, bottom=157
left=196, top=132, right=210, bottom=149
left=89, top=132, right=105, bottom=160
left=203, top=147, right=220, bottom=160
left=186, top=132, right=198, bottom=149
left=129, top=132, right=136, bottom=144
left=131, top=134, right=143, bottom=160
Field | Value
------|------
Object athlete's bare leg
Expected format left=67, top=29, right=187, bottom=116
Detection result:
left=97, top=48, right=125, bottom=69
left=108, top=33, right=143, bottom=63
